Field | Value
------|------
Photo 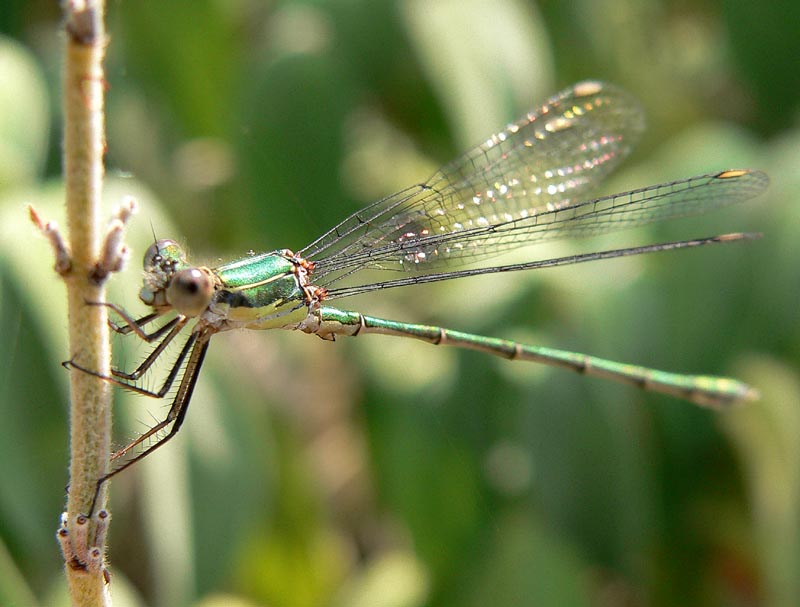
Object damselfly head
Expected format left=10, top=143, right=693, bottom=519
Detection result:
left=143, top=239, right=186, bottom=272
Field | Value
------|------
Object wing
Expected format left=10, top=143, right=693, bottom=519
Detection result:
left=300, top=81, right=644, bottom=274
left=319, top=169, right=768, bottom=297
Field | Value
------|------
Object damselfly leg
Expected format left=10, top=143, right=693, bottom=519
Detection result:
left=66, top=303, right=212, bottom=515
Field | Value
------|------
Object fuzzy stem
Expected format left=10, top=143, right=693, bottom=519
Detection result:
left=62, top=1, right=113, bottom=605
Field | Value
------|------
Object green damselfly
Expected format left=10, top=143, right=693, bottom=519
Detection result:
left=69, top=81, right=768, bottom=512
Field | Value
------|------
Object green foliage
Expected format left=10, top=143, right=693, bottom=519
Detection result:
left=1, top=1, right=799, bottom=605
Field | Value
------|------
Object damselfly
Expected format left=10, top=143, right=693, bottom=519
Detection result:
left=69, top=81, right=768, bottom=513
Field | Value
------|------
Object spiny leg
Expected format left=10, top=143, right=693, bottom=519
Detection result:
left=86, top=301, right=190, bottom=383
left=86, top=331, right=212, bottom=516
left=110, top=317, right=188, bottom=382
left=66, top=324, right=197, bottom=400
left=87, top=300, right=175, bottom=341
left=108, top=311, right=163, bottom=337
left=105, top=333, right=210, bottom=484
left=84, top=301, right=186, bottom=381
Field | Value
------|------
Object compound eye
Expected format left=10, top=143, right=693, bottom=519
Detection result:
left=166, top=268, right=213, bottom=317
left=143, top=239, right=184, bottom=270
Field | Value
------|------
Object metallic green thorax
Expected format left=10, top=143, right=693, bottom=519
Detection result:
left=210, top=250, right=312, bottom=329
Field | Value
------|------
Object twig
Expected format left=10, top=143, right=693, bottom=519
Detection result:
left=34, top=1, right=122, bottom=605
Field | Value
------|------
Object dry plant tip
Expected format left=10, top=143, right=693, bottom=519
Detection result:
left=29, top=204, right=72, bottom=275
left=116, top=196, right=138, bottom=221
left=91, top=197, right=138, bottom=283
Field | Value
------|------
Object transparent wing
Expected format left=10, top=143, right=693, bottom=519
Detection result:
left=319, top=169, right=768, bottom=294
left=300, top=81, right=645, bottom=272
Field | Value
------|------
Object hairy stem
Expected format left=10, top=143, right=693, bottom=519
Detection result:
left=62, top=1, right=112, bottom=605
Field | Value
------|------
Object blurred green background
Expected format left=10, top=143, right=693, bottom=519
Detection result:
left=1, top=1, right=799, bottom=606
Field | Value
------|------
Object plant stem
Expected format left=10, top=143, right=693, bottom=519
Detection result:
left=62, top=1, right=112, bottom=605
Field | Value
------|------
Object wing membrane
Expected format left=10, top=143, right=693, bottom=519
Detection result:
left=301, top=81, right=644, bottom=268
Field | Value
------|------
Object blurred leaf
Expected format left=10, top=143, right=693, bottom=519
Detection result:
left=333, top=550, right=428, bottom=607
left=722, top=356, right=800, bottom=607
left=402, top=0, right=554, bottom=146
left=463, top=513, right=592, bottom=607
left=722, top=0, right=800, bottom=135
left=0, top=35, right=50, bottom=191
left=0, top=535, right=39, bottom=607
